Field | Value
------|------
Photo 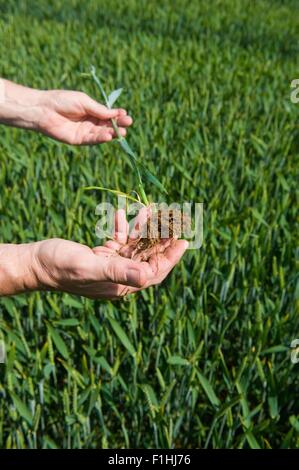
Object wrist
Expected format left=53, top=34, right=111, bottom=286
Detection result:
left=0, top=242, right=41, bottom=296
left=0, top=79, right=45, bottom=130
left=30, top=240, right=58, bottom=292
left=2, top=79, right=44, bottom=107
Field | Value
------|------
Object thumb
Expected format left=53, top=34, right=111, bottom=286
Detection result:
left=83, top=94, right=120, bottom=119
left=102, top=255, right=149, bottom=288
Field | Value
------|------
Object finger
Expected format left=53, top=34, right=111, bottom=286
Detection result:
left=163, top=239, right=189, bottom=265
left=108, top=127, right=127, bottom=138
left=114, top=209, right=129, bottom=244
left=80, top=126, right=113, bottom=145
left=102, top=133, right=113, bottom=142
left=103, top=255, right=151, bottom=288
left=81, top=124, right=127, bottom=144
left=91, top=127, right=127, bottom=141
left=115, top=115, right=133, bottom=127
left=116, top=284, right=141, bottom=297
left=132, top=239, right=171, bottom=262
left=148, top=239, right=188, bottom=279
left=118, top=240, right=137, bottom=259
left=129, top=206, right=152, bottom=240
left=83, top=94, right=123, bottom=120
left=95, top=240, right=121, bottom=251
left=96, top=116, right=133, bottom=127
left=92, top=245, right=116, bottom=256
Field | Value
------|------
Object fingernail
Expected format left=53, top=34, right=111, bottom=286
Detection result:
left=182, top=240, right=189, bottom=250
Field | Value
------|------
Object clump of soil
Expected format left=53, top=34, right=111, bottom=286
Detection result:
left=119, top=207, right=190, bottom=261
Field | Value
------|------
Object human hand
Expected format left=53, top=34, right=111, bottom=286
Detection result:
left=30, top=210, right=187, bottom=300
left=36, top=89, right=132, bottom=145
left=92, top=208, right=188, bottom=298
left=0, top=79, right=132, bottom=145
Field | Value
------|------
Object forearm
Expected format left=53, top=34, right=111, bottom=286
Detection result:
left=0, top=78, right=44, bottom=130
left=0, top=242, right=40, bottom=296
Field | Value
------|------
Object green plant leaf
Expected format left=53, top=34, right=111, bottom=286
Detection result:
left=117, top=138, right=167, bottom=194
left=215, top=396, right=241, bottom=419
left=47, top=323, right=70, bottom=360
left=90, top=66, right=109, bottom=104
left=96, top=356, right=113, bottom=376
left=196, top=371, right=220, bottom=407
left=108, top=88, right=123, bottom=107
left=140, top=164, right=168, bottom=194
left=10, top=392, right=33, bottom=425
left=62, top=297, right=83, bottom=310
left=167, top=355, right=190, bottom=366
left=245, top=432, right=261, bottom=449
left=141, top=384, right=158, bottom=418
left=261, top=345, right=289, bottom=354
left=290, top=415, right=299, bottom=432
left=83, top=186, right=143, bottom=204
left=118, top=138, right=137, bottom=160
left=107, top=317, right=136, bottom=358
left=54, top=319, right=80, bottom=327
left=268, top=396, right=278, bottom=419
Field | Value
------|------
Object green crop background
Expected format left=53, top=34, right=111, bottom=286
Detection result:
left=0, top=0, right=298, bottom=449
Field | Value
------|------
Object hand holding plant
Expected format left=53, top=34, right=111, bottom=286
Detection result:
left=85, top=67, right=189, bottom=262
left=0, top=76, right=188, bottom=301
left=0, top=78, right=133, bottom=145
left=0, top=210, right=187, bottom=299
left=36, top=89, right=133, bottom=145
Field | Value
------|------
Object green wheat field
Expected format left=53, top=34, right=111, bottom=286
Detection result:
left=0, top=0, right=298, bottom=449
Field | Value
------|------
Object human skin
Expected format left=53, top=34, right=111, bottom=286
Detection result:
left=0, top=79, right=187, bottom=299
left=0, top=78, right=133, bottom=145
left=0, top=210, right=188, bottom=299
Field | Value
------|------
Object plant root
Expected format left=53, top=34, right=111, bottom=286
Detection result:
left=119, top=208, right=190, bottom=262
